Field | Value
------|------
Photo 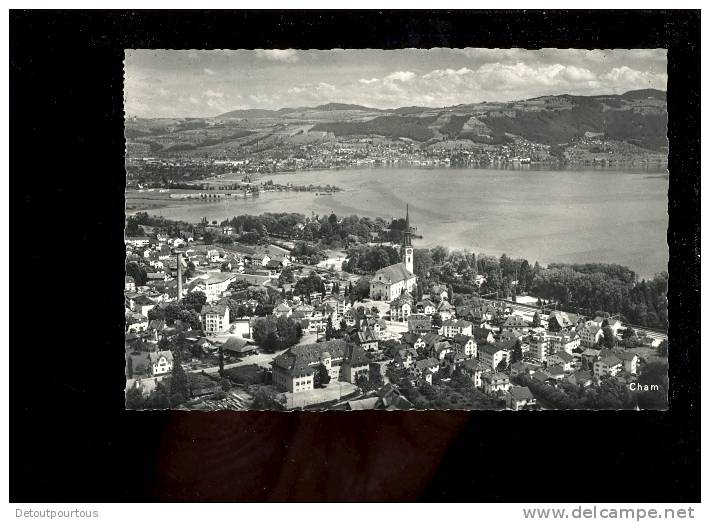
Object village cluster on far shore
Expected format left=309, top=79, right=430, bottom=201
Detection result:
left=125, top=207, right=668, bottom=411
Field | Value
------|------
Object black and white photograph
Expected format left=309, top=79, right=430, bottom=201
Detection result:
left=10, top=7, right=702, bottom=508
left=124, top=48, right=670, bottom=411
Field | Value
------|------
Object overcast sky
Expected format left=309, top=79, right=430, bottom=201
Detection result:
left=124, top=48, right=667, bottom=118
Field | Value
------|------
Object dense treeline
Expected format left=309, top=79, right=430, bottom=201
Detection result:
left=413, top=246, right=668, bottom=331
left=514, top=374, right=637, bottom=410
left=126, top=212, right=193, bottom=237
left=530, top=266, right=668, bottom=330
left=220, top=212, right=389, bottom=249
left=343, top=245, right=401, bottom=273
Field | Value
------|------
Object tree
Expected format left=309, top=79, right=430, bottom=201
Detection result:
left=325, top=316, right=333, bottom=341
left=339, top=318, right=348, bottom=332
left=125, top=387, right=145, bottom=410
left=170, top=348, right=189, bottom=404
left=184, top=261, right=196, bottom=280
left=314, top=364, right=331, bottom=388
left=182, top=291, right=207, bottom=312
left=164, top=302, right=182, bottom=326
left=532, top=311, right=541, bottom=328
left=125, top=261, right=148, bottom=286
left=601, top=326, right=616, bottom=349
left=431, top=313, right=443, bottom=328
left=176, top=308, right=201, bottom=330
left=218, top=346, right=224, bottom=376
left=510, top=339, right=523, bottom=364
left=148, top=306, right=166, bottom=322
left=252, top=315, right=303, bottom=353
left=431, top=246, right=449, bottom=265
left=252, top=388, right=285, bottom=410
left=220, top=262, right=231, bottom=272
left=622, top=327, right=637, bottom=340
left=278, top=267, right=295, bottom=286
left=126, top=356, right=134, bottom=379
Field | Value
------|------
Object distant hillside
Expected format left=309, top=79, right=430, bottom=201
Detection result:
left=217, top=108, right=281, bottom=119
left=311, top=115, right=439, bottom=141
left=621, top=88, right=666, bottom=100
left=314, top=103, right=381, bottom=112
left=131, top=90, right=667, bottom=154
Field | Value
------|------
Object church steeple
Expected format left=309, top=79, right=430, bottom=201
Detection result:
left=402, top=204, right=412, bottom=248
left=401, top=204, right=414, bottom=274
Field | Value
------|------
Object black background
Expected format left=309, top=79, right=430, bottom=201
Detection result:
left=10, top=10, right=700, bottom=502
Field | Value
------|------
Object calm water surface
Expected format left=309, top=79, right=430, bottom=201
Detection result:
left=128, top=168, right=669, bottom=279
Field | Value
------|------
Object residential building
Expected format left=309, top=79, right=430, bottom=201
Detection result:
left=478, top=343, right=511, bottom=370
left=148, top=350, right=173, bottom=376
left=546, top=350, right=575, bottom=372
left=482, top=372, right=511, bottom=394
left=567, top=370, right=594, bottom=388
left=617, top=351, right=639, bottom=375
left=201, top=301, right=230, bottom=335
left=440, top=319, right=473, bottom=338
left=580, top=323, right=604, bottom=348
left=506, top=386, right=536, bottom=410
left=452, top=334, right=477, bottom=358
left=407, top=314, right=432, bottom=334
left=473, top=326, right=496, bottom=345
left=593, top=354, right=623, bottom=377
left=273, top=302, right=292, bottom=318
left=412, top=357, right=440, bottom=377
left=548, top=310, right=575, bottom=331
left=436, top=300, right=455, bottom=321
left=394, top=347, right=418, bottom=369
left=390, top=292, right=414, bottom=322
left=502, top=314, right=529, bottom=333
left=353, top=326, right=379, bottom=352
left=416, top=299, right=436, bottom=316
left=461, top=358, right=486, bottom=388
left=341, top=344, right=371, bottom=383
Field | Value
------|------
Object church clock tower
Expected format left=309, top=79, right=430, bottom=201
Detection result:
left=401, top=204, right=414, bottom=274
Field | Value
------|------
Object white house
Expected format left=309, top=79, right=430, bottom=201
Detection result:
left=482, top=372, right=510, bottom=394
left=617, top=351, right=639, bottom=375
left=440, top=319, right=473, bottom=338
left=580, top=323, right=604, bottom=348
left=594, top=354, right=623, bottom=377
left=546, top=350, right=575, bottom=372
left=478, top=343, right=510, bottom=370
left=201, top=301, right=230, bottom=335
left=452, top=334, right=477, bottom=358
left=416, top=299, right=437, bottom=316
left=149, top=350, right=174, bottom=376
left=528, top=333, right=550, bottom=362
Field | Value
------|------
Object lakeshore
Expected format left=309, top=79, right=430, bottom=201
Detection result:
left=126, top=167, right=668, bottom=279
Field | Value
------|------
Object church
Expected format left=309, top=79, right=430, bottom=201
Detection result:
left=370, top=205, right=418, bottom=301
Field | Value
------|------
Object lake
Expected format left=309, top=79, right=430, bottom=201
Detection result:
left=127, top=167, right=669, bottom=279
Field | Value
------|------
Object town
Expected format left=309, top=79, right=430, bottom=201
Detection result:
left=125, top=206, right=669, bottom=411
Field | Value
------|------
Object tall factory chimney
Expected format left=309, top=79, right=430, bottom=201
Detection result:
left=176, top=251, right=183, bottom=300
